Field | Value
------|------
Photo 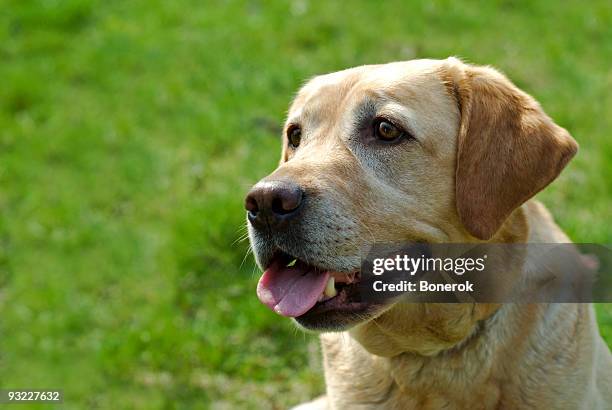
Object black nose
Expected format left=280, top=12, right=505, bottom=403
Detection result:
left=245, top=180, right=304, bottom=229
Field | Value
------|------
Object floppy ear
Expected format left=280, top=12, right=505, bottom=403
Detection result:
left=444, top=59, right=578, bottom=240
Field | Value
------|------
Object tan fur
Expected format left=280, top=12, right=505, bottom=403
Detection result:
left=443, top=59, right=578, bottom=240
left=253, top=58, right=611, bottom=409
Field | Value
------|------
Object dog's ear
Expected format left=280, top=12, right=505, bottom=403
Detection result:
left=443, top=58, right=578, bottom=240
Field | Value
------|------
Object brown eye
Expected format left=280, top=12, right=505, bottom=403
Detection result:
left=374, top=119, right=404, bottom=141
left=287, top=125, right=301, bottom=148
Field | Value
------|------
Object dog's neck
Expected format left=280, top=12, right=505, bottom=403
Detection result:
left=325, top=302, right=586, bottom=409
left=349, top=207, right=529, bottom=357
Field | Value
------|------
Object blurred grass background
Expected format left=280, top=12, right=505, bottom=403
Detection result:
left=0, top=0, right=610, bottom=408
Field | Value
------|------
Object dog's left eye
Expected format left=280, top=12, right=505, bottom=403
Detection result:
left=287, top=125, right=302, bottom=148
left=374, top=119, right=404, bottom=142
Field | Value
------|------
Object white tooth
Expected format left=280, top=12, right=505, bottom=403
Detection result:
left=318, top=293, right=325, bottom=302
left=324, top=277, right=337, bottom=298
left=286, top=258, right=297, bottom=267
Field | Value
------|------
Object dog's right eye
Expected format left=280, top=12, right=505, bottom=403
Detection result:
left=287, top=125, right=302, bottom=148
left=373, top=118, right=404, bottom=142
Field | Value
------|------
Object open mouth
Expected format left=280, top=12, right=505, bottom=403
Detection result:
left=256, top=250, right=363, bottom=318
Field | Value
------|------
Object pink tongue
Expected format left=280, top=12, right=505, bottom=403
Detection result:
left=257, top=259, right=329, bottom=317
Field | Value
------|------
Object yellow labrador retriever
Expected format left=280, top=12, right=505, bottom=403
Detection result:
left=245, top=58, right=612, bottom=409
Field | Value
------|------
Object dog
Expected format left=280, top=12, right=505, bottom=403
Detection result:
left=245, top=58, right=612, bottom=409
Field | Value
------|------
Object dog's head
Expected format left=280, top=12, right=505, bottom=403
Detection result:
left=245, top=58, right=577, bottom=335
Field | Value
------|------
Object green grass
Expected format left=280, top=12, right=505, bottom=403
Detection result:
left=0, top=0, right=610, bottom=408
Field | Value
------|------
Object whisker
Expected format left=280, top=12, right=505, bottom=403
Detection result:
left=250, top=262, right=260, bottom=279
left=240, top=246, right=253, bottom=269
left=232, top=232, right=250, bottom=246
